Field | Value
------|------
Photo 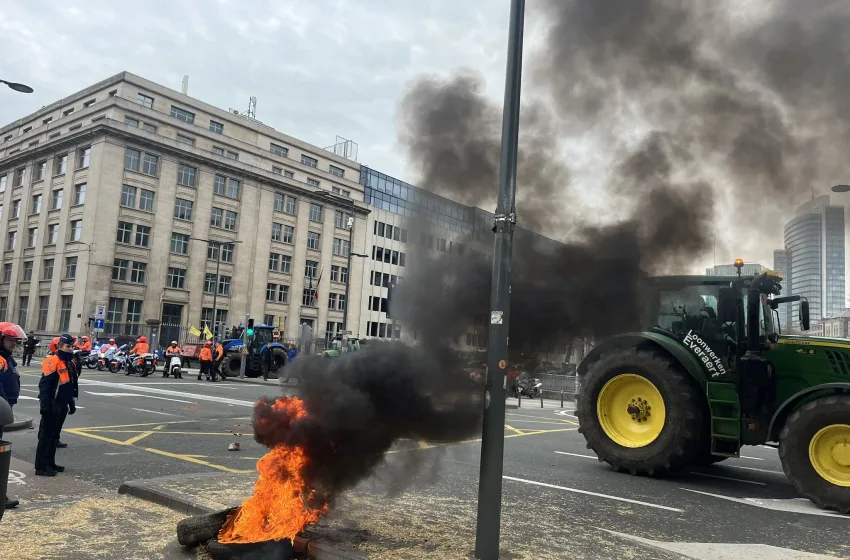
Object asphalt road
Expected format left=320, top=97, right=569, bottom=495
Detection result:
left=5, top=366, right=850, bottom=559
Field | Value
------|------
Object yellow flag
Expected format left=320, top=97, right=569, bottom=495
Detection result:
left=203, top=325, right=213, bottom=340
left=188, top=324, right=201, bottom=337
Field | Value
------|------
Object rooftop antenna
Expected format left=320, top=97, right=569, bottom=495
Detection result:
left=181, top=75, right=189, bottom=95
left=247, top=96, right=257, bottom=119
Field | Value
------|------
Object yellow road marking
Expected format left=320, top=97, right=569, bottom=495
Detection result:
left=505, top=424, right=525, bottom=435
left=507, top=412, right=577, bottom=425
left=122, top=431, right=156, bottom=445
left=153, top=424, right=166, bottom=431
left=142, top=447, right=253, bottom=474
left=79, top=429, right=237, bottom=436
left=72, top=420, right=196, bottom=431
left=505, top=419, right=575, bottom=426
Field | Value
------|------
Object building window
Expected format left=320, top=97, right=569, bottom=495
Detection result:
left=139, top=189, right=155, bottom=211
left=55, top=154, right=68, bottom=176
left=22, top=261, right=33, bottom=281
left=207, top=243, right=234, bottom=263
left=31, top=194, right=41, bottom=214
left=117, top=221, right=132, bottom=244
left=266, top=283, right=278, bottom=301
left=217, top=276, right=229, bottom=296
left=167, top=267, right=186, bottom=289
left=120, top=185, right=137, bottom=207
left=223, top=210, right=237, bottom=230
left=74, top=183, right=86, bottom=205
left=77, top=146, right=91, bottom=169
left=107, top=297, right=123, bottom=323
left=11, top=200, right=19, bottom=218
left=280, top=255, right=291, bottom=274
left=305, top=260, right=318, bottom=278
left=328, top=293, right=337, bottom=309
left=338, top=294, right=346, bottom=311
left=170, top=106, right=195, bottom=124
left=42, top=259, right=54, bottom=280
left=138, top=93, right=154, bottom=109
left=270, top=144, right=288, bottom=157
left=0, top=175, right=5, bottom=193
left=330, top=265, right=340, bottom=282
left=271, top=223, right=282, bottom=242
left=143, top=123, right=157, bottom=133
left=1, top=264, right=10, bottom=283
left=284, top=195, right=297, bottom=214
left=50, top=189, right=63, bottom=210
left=283, top=225, right=294, bottom=244
left=309, top=203, right=323, bottom=222
left=112, top=258, right=128, bottom=281
left=284, top=170, right=294, bottom=179
left=332, top=238, right=349, bottom=256
left=125, top=116, right=140, bottom=127
left=264, top=314, right=275, bottom=326
left=307, top=231, right=321, bottom=251
left=35, top=161, right=47, bottom=181
left=278, top=285, right=289, bottom=303
left=334, top=210, right=351, bottom=229
left=209, top=120, right=224, bottom=134
left=59, top=295, right=73, bottom=331
left=127, top=300, right=143, bottom=331
left=340, top=266, right=348, bottom=284
left=399, top=252, right=406, bottom=267
left=142, top=152, right=159, bottom=175
left=329, top=165, right=345, bottom=178
left=131, top=262, right=147, bottom=284
left=210, top=208, right=223, bottom=228
left=13, top=168, right=24, bottom=187
left=65, top=256, right=77, bottom=279
left=301, top=154, right=318, bottom=168
left=18, top=296, right=28, bottom=328
left=171, top=232, right=189, bottom=254
left=5, top=231, right=15, bottom=251
left=226, top=150, right=238, bottom=160
left=269, top=253, right=280, bottom=272
left=272, top=166, right=283, bottom=175
left=135, top=225, right=151, bottom=247
left=302, top=287, right=317, bottom=307
left=307, top=178, right=320, bottom=187
left=46, top=224, right=59, bottom=245
left=274, top=192, right=285, bottom=212
left=124, top=148, right=140, bottom=171
left=69, top=219, right=82, bottom=241
left=177, top=163, right=197, bottom=187
left=204, top=273, right=216, bottom=294
left=177, top=134, right=195, bottom=146
left=37, top=296, right=49, bottom=330
left=212, top=146, right=224, bottom=156
left=27, top=227, right=38, bottom=248
left=174, top=198, right=193, bottom=220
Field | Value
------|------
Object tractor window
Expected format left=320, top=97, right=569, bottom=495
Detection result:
left=253, top=328, right=272, bottom=346
left=655, top=286, right=721, bottom=336
left=741, top=294, right=776, bottom=337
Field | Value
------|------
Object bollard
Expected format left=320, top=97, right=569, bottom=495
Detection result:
left=561, top=391, right=564, bottom=408
left=540, top=395, right=544, bottom=408
left=518, top=395, right=522, bottom=408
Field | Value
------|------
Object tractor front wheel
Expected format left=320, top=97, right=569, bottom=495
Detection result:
left=219, top=355, right=242, bottom=378
left=779, top=394, right=850, bottom=514
left=577, top=349, right=704, bottom=476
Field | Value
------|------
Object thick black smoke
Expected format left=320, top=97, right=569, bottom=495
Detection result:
left=254, top=344, right=482, bottom=505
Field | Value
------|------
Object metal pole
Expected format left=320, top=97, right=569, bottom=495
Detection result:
left=211, top=243, right=220, bottom=344
left=342, top=214, right=354, bottom=333
left=239, top=313, right=248, bottom=379
left=474, top=1, right=525, bottom=559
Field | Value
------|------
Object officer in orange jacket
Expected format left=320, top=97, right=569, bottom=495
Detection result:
left=213, top=341, right=225, bottom=381
left=0, top=322, right=25, bottom=507
left=36, top=334, right=77, bottom=476
left=130, top=336, right=150, bottom=366
left=78, top=336, right=92, bottom=353
left=198, top=341, right=213, bottom=381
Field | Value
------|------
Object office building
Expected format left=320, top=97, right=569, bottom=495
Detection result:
left=773, top=249, right=791, bottom=330
left=782, top=195, right=845, bottom=327
left=0, top=72, right=368, bottom=345
left=705, top=263, right=764, bottom=277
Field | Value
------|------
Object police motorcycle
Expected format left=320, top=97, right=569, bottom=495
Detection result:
left=125, top=351, right=157, bottom=377
left=82, top=345, right=100, bottom=369
left=107, top=344, right=130, bottom=373
left=97, top=342, right=118, bottom=371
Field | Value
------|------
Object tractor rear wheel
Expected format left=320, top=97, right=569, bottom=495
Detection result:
left=779, top=394, right=850, bottom=514
left=577, top=349, right=704, bottom=476
left=219, top=355, right=241, bottom=378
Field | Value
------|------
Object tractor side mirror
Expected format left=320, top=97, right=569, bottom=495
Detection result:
left=718, top=288, right=737, bottom=323
left=800, top=299, right=810, bottom=331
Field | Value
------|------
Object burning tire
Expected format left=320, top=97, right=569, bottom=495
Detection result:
left=176, top=507, right=236, bottom=547
left=779, top=394, right=850, bottom=514
left=577, top=349, right=704, bottom=476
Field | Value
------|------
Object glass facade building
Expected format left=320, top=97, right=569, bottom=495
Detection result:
left=782, top=196, right=845, bottom=328
left=773, top=250, right=791, bottom=330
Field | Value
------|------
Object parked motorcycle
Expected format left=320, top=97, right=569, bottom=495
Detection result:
left=124, top=353, right=157, bottom=377
left=518, top=377, right=543, bottom=399
left=108, top=345, right=130, bottom=373
left=82, top=349, right=99, bottom=369
left=163, top=355, right=183, bottom=378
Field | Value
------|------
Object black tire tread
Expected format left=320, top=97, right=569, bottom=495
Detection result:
left=176, top=507, right=236, bottom=547
left=577, top=348, right=705, bottom=476
left=778, top=394, right=850, bottom=514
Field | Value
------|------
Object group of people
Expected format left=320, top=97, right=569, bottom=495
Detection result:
left=0, top=326, right=82, bottom=511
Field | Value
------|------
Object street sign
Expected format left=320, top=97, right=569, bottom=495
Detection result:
left=93, top=318, right=104, bottom=330
left=95, top=305, right=106, bottom=320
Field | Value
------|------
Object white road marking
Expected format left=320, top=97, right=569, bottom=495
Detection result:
left=688, top=472, right=766, bottom=486
left=124, top=382, right=238, bottom=389
left=131, top=408, right=178, bottom=417
left=727, top=465, right=783, bottom=475
left=85, top=391, right=193, bottom=404
left=79, top=378, right=256, bottom=407
left=681, top=489, right=849, bottom=519
left=19, top=388, right=37, bottom=393
left=599, top=528, right=838, bottom=559
left=503, top=475, right=684, bottom=512
left=738, top=455, right=764, bottom=461
left=554, top=451, right=597, bottom=460
left=17, top=395, right=38, bottom=400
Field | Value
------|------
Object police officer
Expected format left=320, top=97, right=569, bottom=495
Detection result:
left=0, top=322, right=25, bottom=507
left=35, top=334, right=77, bottom=476
left=198, top=341, right=213, bottom=381
left=213, top=341, right=225, bottom=381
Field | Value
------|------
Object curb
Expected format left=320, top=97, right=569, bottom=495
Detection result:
left=3, top=413, right=33, bottom=432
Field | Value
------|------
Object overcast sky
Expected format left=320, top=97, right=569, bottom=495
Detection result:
left=0, top=0, right=509, bottom=182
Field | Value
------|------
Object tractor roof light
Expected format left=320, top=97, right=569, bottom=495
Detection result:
left=734, top=259, right=744, bottom=268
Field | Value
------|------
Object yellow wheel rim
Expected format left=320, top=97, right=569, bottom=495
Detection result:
left=596, top=373, right=667, bottom=448
left=808, top=424, right=850, bottom=487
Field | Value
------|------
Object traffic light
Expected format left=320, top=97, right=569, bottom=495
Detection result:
left=246, top=318, right=255, bottom=337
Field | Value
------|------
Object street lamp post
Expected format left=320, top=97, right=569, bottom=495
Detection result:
left=474, top=1, right=526, bottom=559
left=0, top=79, right=34, bottom=93
left=341, top=215, right=369, bottom=335
left=190, top=237, right=241, bottom=342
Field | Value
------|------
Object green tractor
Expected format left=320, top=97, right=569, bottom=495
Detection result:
left=322, top=336, right=364, bottom=358
left=577, top=268, right=850, bottom=513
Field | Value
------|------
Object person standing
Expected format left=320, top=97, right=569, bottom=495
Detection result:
left=213, top=341, right=224, bottom=381
left=287, top=344, right=297, bottom=363
left=36, top=333, right=77, bottom=476
left=0, top=322, right=25, bottom=508
left=198, top=341, right=213, bottom=381
left=22, top=331, right=39, bottom=367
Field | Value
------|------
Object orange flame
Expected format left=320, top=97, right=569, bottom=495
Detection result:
left=218, top=397, right=328, bottom=544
